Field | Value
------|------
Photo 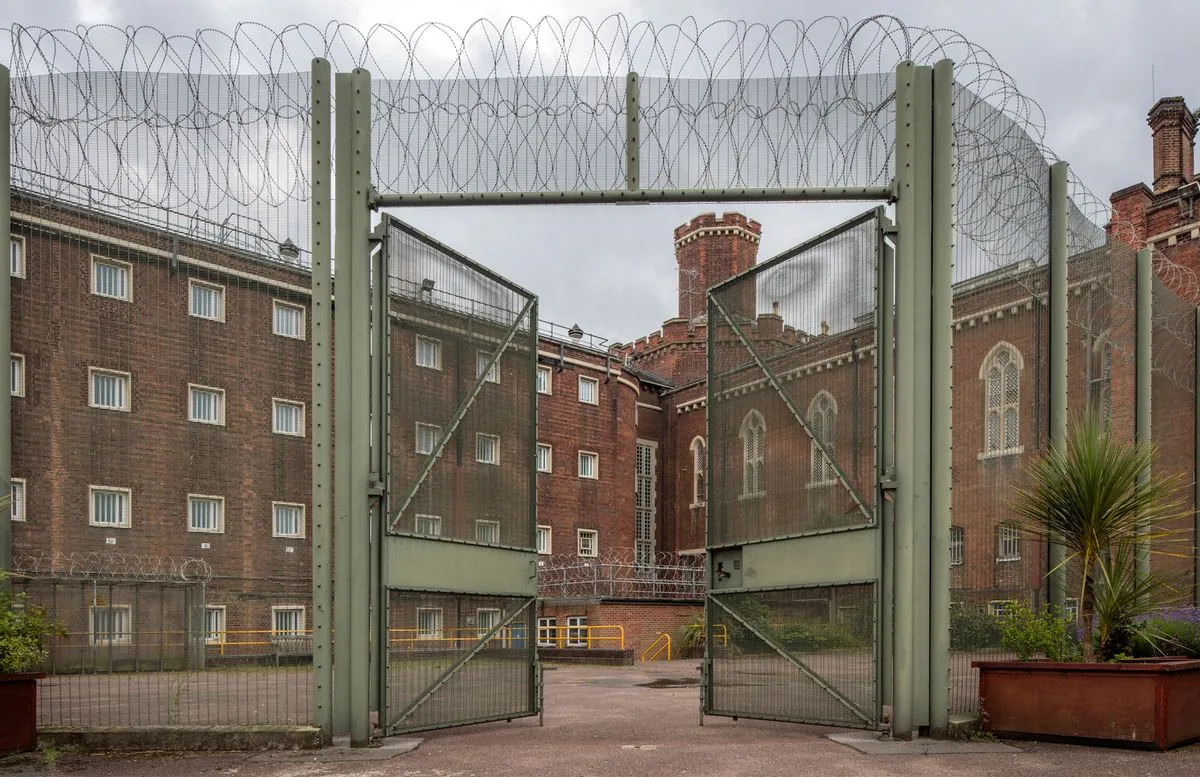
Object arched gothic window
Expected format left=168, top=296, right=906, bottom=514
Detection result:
left=690, top=436, right=707, bottom=507
left=980, top=342, right=1023, bottom=454
left=808, top=391, right=838, bottom=483
left=740, top=411, right=766, bottom=497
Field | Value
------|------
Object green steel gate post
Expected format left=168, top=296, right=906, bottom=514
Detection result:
left=1136, top=247, right=1153, bottom=583
left=928, top=58, right=955, bottom=737
left=877, top=215, right=896, bottom=714
left=910, top=64, right=935, bottom=733
left=370, top=218, right=391, bottom=728
left=527, top=297, right=540, bottom=718
left=891, top=60, right=917, bottom=741
left=348, top=67, right=374, bottom=746
left=1048, top=161, right=1069, bottom=613
left=332, top=71, right=354, bottom=737
left=310, top=57, right=334, bottom=740
left=0, top=64, right=11, bottom=588
left=626, top=71, right=640, bottom=191
left=1195, top=306, right=1200, bottom=607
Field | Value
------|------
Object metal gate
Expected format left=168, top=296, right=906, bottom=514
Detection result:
left=702, top=208, right=890, bottom=729
left=380, top=214, right=541, bottom=734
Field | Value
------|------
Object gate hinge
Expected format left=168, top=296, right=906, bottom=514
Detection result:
left=879, top=467, right=898, bottom=493
left=882, top=224, right=899, bottom=237
left=368, top=474, right=386, bottom=497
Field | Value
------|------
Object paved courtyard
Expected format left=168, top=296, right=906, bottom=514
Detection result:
left=5, top=658, right=1200, bottom=776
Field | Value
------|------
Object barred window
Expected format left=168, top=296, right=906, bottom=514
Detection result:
left=89, top=368, right=130, bottom=411
left=189, top=280, right=225, bottom=321
left=188, top=385, right=225, bottom=425
left=690, top=436, right=706, bottom=507
left=740, top=410, right=766, bottom=497
left=808, top=391, right=838, bottom=483
left=273, top=399, right=305, bottom=436
left=982, top=343, right=1022, bottom=454
left=950, top=526, right=964, bottom=566
left=273, top=301, right=305, bottom=339
left=273, top=503, right=304, bottom=538
left=91, top=256, right=131, bottom=301
left=188, top=495, right=224, bottom=533
left=90, top=486, right=130, bottom=528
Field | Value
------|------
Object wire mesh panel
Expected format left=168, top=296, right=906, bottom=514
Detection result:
left=708, top=586, right=876, bottom=728
left=708, top=212, right=878, bottom=547
left=386, top=592, right=535, bottom=734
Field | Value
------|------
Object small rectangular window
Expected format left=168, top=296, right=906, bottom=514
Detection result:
left=90, top=486, right=131, bottom=528
left=476, top=433, right=500, bottom=465
left=536, top=525, right=552, bottom=555
left=566, top=615, right=588, bottom=647
left=415, top=336, right=442, bottom=370
left=950, top=526, right=965, bottom=567
left=89, top=368, right=131, bottom=412
left=188, top=384, right=225, bottom=425
left=537, top=616, right=558, bottom=647
left=476, top=519, right=500, bottom=545
left=416, top=423, right=442, bottom=455
left=205, top=606, right=227, bottom=645
left=477, top=608, right=501, bottom=641
left=1063, top=598, right=1079, bottom=622
left=188, top=494, right=224, bottom=533
left=417, top=608, right=443, bottom=640
left=578, top=375, right=599, bottom=405
left=189, top=279, right=225, bottom=322
left=10, top=479, right=26, bottom=523
left=273, top=502, right=305, bottom=538
left=577, top=529, right=598, bottom=557
left=415, top=514, right=442, bottom=536
left=272, top=606, right=305, bottom=636
left=90, top=604, right=132, bottom=645
left=477, top=351, right=500, bottom=384
left=997, top=524, right=1021, bottom=562
left=272, top=399, right=305, bottom=436
left=536, top=365, right=552, bottom=395
left=91, top=256, right=132, bottom=301
left=273, top=300, right=306, bottom=339
left=9, top=236, right=25, bottom=278
left=578, top=451, right=599, bottom=480
left=10, top=354, right=24, bottom=398
left=989, top=600, right=1016, bottom=618
left=537, top=443, right=552, bottom=473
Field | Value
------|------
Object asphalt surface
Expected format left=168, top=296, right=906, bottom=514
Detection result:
left=4, top=659, right=1199, bottom=777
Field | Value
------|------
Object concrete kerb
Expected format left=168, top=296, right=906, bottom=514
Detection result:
left=38, top=725, right=322, bottom=752
left=827, top=732, right=1023, bottom=755
left=248, top=735, right=423, bottom=762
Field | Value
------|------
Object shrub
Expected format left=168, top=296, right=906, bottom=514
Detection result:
left=950, top=604, right=1003, bottom=651
left=1, top=575, right=61, bottom=674
left=997, top=602, right=1080, bottom=662
left=776, top=622, right=864, bottom=652
left=1131, top=607, right=1200, bottom=659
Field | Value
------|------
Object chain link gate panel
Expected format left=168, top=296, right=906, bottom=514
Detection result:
left=381, top=215, right=540, bottom=734
left=704, top=208, right=887, bottom=729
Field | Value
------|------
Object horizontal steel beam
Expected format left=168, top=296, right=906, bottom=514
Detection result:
left=374, top=186, right=894, bottom=208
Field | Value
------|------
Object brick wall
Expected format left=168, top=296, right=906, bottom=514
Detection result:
left=538, top=600, right=703, bottom=656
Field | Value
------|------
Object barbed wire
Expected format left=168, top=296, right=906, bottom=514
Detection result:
left=537, top=548, right=704, bottom=601
left=13, top=551, right=214, bottom=583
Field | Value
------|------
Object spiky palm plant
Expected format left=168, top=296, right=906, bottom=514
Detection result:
left=1010, top=412, right=1189, bottom=661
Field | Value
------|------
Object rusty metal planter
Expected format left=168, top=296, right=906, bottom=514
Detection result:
left=973, top=659, right=1200, bottom=751
left=0, top=673, right=44, bottom=754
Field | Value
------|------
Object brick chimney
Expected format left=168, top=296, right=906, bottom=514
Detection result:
left=1148, top=97, right=1196, bottom=193
left=674, top=212, right=762, bottom=321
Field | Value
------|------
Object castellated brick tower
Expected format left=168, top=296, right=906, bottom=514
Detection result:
left=674, top=212, right=762, bottom=321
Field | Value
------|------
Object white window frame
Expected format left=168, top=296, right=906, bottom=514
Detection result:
left=536, top=365, right=552, bottom=395
left=89, top=604, right=133, bottom=645
left=88, top=367, right=131, bottom=412
left=272, top=501, right=306, bottom=539
left=272, top=398, right=306, bottom=437
left=578, top=450, right=599, bottom=480
left=536, top=525, right=552, bottom=555
left=89, top=485, right=131, bottom=528
left=808, top=391, right=838, bottom=485
left=188, top=278, right=226, bottom=322
left=578, top=375, right=599, bottom=405
left=204, top=605, right=227, bottom=645
left=989, top=600, right=1017, bottom=618
left=10, top=353, right=24, bottom=398
left=414, top=514, right=442, bottom=536
left=415, top=335, right=442, bottom=370
left=476, top=608, right=502, bottom=640
left=577, top=528, right=598, bottom=557
left=537, top=443, right=553, bottom=473
left=10, top=478, right=26, bottom=523
left=475, top=519, right=500, bottom=545
left=271, top=606, right=306, bottom=637
left=949, top=525, right=965, bottom=567
left=997, top=524, right=1021, bottom=562
left=9, top=235, right=25, bottom=279
left=537, top=616, right=558, bottom=647
left=272, top=299, right=306, bottom=340
left=187, top=494, right=225, bottom=534
left=90, top=255, right=132, bottom=302
left=476, top=433, right=500, bottom=465
left=188, top=384, right=226, bottom=426
left=415, top=422, right=442, bottom=455
left=416, top=607, right=443, bottom=640
left=740, top=410, right=766, bottom=498
left=980, top=341, right=1024, bottom=458
left=566, top=615, right=588, bottom=647
left=1063, top=597, right=1080, bottom=622
left=477, top=350, right=500, bottom=384
left=690, top=436, right=706, bottom=508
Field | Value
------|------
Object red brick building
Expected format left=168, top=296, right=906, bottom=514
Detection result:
left=7, top=96, right=1199, bottom=659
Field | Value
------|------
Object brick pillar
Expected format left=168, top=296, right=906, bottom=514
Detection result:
left=1148, top=97, right=1196, bottom=194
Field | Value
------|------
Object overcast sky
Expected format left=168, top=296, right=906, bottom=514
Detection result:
left=5, top=0, right=1197, bottom=345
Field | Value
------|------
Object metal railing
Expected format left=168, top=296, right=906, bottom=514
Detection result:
left=642, top=633, right=672, bottom=662
left=538, top=549, right=705, bottom=601
left=534, top=624, right=626, bottom=650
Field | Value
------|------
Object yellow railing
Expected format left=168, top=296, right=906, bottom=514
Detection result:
left=207, top=629, right=313, bottom=656
left=642, top=632, right=671, bottom=662
left=534, top=624, right=625, bottom=650
left=388, top=625, right=534, bottom=651
left=713, top=623, right=730, bottom=647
